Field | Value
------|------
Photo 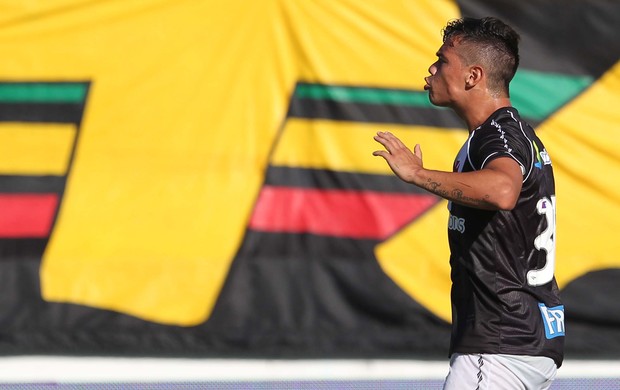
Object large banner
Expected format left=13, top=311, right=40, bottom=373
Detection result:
left=0, top=0, right=619, bottom=358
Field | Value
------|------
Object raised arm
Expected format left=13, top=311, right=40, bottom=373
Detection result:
left=372, top=131, right=522, bottom=211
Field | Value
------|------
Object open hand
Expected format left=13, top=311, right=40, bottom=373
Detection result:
left=372, top=131, right=423, bottom=183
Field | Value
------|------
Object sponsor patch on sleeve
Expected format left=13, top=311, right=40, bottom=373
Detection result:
left=539, top=303, right=565, bottom=339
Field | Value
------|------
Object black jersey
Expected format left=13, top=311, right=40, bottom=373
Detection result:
left=447, top=107, right=564, bottom=367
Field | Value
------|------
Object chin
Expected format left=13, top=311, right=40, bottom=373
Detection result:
left=428, top=95, right=448, bottom=107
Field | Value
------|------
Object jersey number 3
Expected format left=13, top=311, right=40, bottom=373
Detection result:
left=528, top=196, right=556, bottom=286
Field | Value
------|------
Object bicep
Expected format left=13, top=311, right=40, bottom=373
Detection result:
left=483, top=157, right=523, bottom=209
left=485, top=157, right=523, bottom=184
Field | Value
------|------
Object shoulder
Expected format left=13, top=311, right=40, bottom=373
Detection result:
left=474, top=107, right=535, bottom=147
left=468, top=107, right=535, bottom=171
left=477, top=107, right=524, bottom=135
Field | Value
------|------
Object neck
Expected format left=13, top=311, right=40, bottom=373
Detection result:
left=455, top=95, right=512, bottom=132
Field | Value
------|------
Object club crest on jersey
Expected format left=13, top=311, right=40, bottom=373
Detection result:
left=539, top=303, right=565, bottom=339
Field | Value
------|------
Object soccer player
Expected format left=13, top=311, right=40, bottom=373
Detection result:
left=373, top=17, right=564, bottom=389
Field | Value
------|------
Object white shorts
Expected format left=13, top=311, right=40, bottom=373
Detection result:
left=443, top=353, right=557, bottom=390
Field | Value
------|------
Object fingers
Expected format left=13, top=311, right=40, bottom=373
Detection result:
left=373, top=132, right=391, bottom=156
left=373, top=131, right=405, bottom=153
left=374, top=131, right=400, bottom=145
left=373, top=131, right=423, bottom=163
left=414, top=144, right=422, bottom=159
left=373, top=132, right=394, bottom=160
left=372, top=150, right=389, bottom=159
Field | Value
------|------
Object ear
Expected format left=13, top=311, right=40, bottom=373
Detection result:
left=465, top=65, right=483, bottom=89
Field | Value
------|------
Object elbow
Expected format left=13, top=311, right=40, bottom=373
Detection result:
left=491, top=185, right=520, bottom=211
left=495, top=197, right=518, bottom=211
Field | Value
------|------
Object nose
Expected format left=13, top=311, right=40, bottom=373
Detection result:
left=428, top=62, right=437, bottom=76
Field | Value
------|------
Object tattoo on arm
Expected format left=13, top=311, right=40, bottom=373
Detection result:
left=423, top=179, right=489, bottom=206
left=424, top=179, right=449, bottom=198
left=451, top=188, right=489, bottom=206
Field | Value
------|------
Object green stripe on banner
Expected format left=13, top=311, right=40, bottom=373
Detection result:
left=511, top=70, right=592, bottom=121
left=0, top=83, right=88, bottom=103
left=296, top=83, right=434, bottom=108
left=297, top=69, right=592, bottom=123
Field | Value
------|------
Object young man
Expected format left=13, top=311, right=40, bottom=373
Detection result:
left=373, top=17, right=564, bottom=389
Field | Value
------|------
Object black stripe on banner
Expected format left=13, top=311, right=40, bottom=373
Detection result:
left=265, top=166, right=431, bottom=195
left=211, top=229, right=448, bottom=336
left=0, top=238, right=49, bottom=261
left=0, top=103, right=86, bottom=124
left=0, top=175, right=66, bottom=193
left=457, top=0, right=620, bottom=78
left=238, top=230, right=378, bottom=262
left=288, top=97, right=465, bottom=128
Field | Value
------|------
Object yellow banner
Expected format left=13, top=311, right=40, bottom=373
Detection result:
left=0, top=0, right=616, bottom=330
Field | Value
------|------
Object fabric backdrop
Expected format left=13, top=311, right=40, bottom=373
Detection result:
left=0, top=0, right=618, bottom=358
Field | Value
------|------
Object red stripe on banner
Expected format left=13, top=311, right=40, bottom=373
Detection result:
left=0, top=193, right=59, bottom=237
left=249, top=186, right=438, bottom=240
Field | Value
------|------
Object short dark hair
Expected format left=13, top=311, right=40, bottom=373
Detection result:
left=442, top=17, right=520, bottom=95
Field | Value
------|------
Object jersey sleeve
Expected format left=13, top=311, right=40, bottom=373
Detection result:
left=468, top=121, right=532, bottom=174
